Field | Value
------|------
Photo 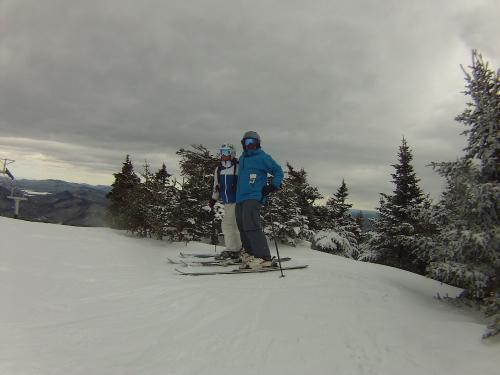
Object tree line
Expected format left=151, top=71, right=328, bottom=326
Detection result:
left=107, top=51, right=498, bottom=338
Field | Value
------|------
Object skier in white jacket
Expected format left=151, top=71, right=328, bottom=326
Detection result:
left=208, top=144, right=242, bottom=260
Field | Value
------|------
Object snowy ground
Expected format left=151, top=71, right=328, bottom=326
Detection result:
left=0, top=217, right=498, bottom=375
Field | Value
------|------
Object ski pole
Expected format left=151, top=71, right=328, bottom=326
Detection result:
left=214, top=220, right=218, bottom=253
left=267, top=199, right=285, bottom=278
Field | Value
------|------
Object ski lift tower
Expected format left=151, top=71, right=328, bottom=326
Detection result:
left=1, top=158, right=15, bottom=178
left=1, top=158, right=28, bottom=218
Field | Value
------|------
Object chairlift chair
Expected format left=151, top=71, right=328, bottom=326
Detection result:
left=1, top=158, right=27, bottom=217
left=1, top=158, right=15, bottom=175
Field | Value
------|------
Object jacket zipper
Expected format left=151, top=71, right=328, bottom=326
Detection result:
left=224, top=171, right=228, bottom=203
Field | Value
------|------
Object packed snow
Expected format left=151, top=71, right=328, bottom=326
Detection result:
left=0, top=217, right=498, bottom=375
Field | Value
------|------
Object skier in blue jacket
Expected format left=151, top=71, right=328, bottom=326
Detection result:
left=236, top=131, right=284, bottom=269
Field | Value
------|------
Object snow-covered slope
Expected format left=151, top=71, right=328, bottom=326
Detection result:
left=0, top=217, right=498, bottom=375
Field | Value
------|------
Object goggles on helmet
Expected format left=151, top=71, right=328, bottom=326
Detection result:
left=220, top=148, right=232, bottom=156
left=243, top=138, right=257, bottom=147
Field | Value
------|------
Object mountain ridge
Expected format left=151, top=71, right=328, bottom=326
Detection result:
left=0, top=178, right=109, bottom=226
left=0, top=177, right=377, bottom=228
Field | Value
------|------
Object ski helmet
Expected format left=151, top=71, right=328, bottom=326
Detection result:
left=219, top=143, right=236, bottom=158
left=241, top=131, right=261, bottom=149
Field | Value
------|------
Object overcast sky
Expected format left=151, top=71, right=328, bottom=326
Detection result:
left=0, top=0, right=499, bottom=210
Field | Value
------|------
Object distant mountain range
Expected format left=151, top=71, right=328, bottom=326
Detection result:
left=0, top=177, right=378, bottom=229
left=0, top=177, right=111, bottom=194
left=0, top=178, right=111, bottom=227
left=350, top=209, right=377, bottom=219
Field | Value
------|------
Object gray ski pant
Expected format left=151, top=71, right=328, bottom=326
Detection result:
left=235, top=200, right=271, bottom=260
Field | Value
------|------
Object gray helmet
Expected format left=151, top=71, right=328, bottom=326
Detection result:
left=241, top=130, right=261, bottom=149
left=242, top=131, right=261, bottom=142
left=241, top=130, right=260, bottom=143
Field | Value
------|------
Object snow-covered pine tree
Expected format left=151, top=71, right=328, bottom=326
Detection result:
left=169, top=179, right=192, bottom=242
left=311, top=205, right=329, bottom=231
left=122, top=161, right=167, bottom=238
left=312, top=179, right=360, bottom=258
left=106, top=155, right=141, bottom=230
left=142, top=163, right=177, bottom=240
left=176, top=145, right=218, bottom=241
left=127, top=161, right=154, bottom=237
left=369, top=138, right=429, bottom=274
left=457, top=51, right=499, bottom=182
left=354, top=210, right=371, bottom=245
left=325, top=180, right=353, bottom=227
left=210, top=201, right=224, bottom=246
left=262, top=171, right=309, bottom=246
left=355, top=211, right=366, bottom=232
left=428, top=52, right=499, bottom=325
left=285, top=163, right=323, bottom=233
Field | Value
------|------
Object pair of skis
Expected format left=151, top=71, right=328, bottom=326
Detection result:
left=171, top=252, right=308, bottom=276
left=169, top=255, right=292, bottom=267
left=175, top=264, right=308, bottom=276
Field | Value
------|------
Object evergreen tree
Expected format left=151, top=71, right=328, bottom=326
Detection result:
left=285, top=163, right=323, bottom=232
left=169, top=178, right=188, bottom=241
left=106, top=155, right=141, bottom=230
left=210, top=201, right=224, bottom=246
left=312, top=229, right=358, bottom=259
left=371, top=138, right=429, bottom=273
left=313, top=180, right=360, bottom=258
left=354, top=211, right=371, bottom=244
left=311, top=205, right=330, bottom=231
left=144, top=163, right=177, bottom=240
left=325, top=180, right=352, bottom=228
left=428, top=51, right=499, bottom=324
left=262, top=170, right=310, bottom=245
left=457, top=51, right=499, bottom=182
left=176, top=145, right=218, bottom=240
left=355, top=211, right=365, bottom=231
left=128, top=161, right=153, bottom=237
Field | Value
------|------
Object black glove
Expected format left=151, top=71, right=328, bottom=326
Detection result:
left=262, top=185, right=278, bottom=197
left=208, top=199, right=217, bottom=209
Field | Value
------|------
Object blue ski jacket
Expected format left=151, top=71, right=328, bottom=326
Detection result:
left=236, top=148, right=284, bottom=203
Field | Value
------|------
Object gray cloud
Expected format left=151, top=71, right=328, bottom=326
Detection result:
left=0, top=0, right=499, bottom=209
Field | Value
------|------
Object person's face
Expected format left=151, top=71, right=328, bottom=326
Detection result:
left=243, top=138, right=258, bottom=150
left=220, top=148, right=232, bottom=161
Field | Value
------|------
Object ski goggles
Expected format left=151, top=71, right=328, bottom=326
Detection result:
left=243, top=138, right=257, bottom=147
left=220, top=148, right=232, bottom=156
